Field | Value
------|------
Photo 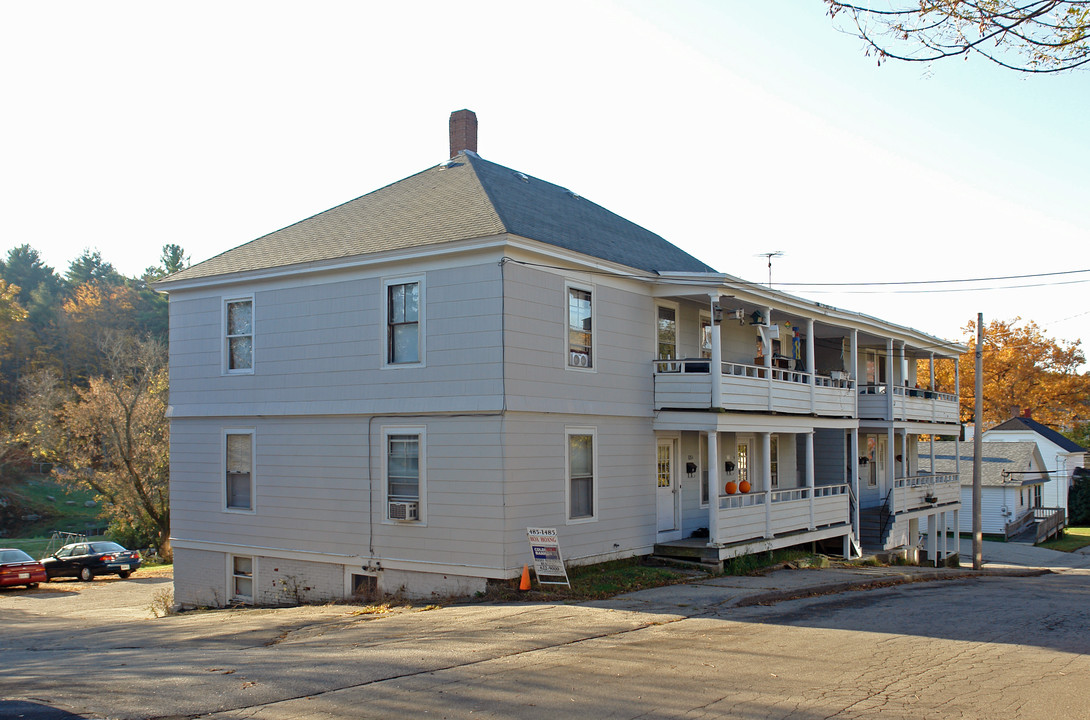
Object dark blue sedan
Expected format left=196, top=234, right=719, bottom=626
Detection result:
left=41, top=541, right=142, bottom=581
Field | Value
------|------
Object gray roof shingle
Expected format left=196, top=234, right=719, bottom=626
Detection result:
left=918, top=441, right=1048, bottom=486
left=162, top=152, right=714, bottom=284
left=988, top=417, right=1088, bottom=453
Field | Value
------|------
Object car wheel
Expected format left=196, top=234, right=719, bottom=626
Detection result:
left=118, top=571, right=131, bottom=579
left=79, top=567, right=94, bottom=582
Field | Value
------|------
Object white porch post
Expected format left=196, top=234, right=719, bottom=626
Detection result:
left=941, top=510, right=948, bottom=560
left=953, top=508, right=960, bottom=555
left=929, top=351, right=936, bottom=423
left=928, top=511, right=939, bottom=567
left=763, top=432, right=773, bottom=539
left=850, top=330, right=859, bottom=416
left=707, top=431, right=719, bottom=546
left=807, top=318, right=816, bottom=413
left=764, top=307, right=774, bottom=412
left=851, top=427, right=860, bottom=542
left=806, top=431, right=816, bottom=530
left=886, top=339, right=895, bottom=513
left=710, top=294, right=722, bottom=409
left=897, top=341, right=906, bottom=389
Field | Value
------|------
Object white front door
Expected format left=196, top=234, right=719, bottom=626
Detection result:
left=657, top=440, right=679, bottom=535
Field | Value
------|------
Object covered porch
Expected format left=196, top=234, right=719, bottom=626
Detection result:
left=654, top=412, right=860, bottom=561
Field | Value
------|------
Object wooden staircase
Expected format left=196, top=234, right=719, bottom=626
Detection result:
left=859, top=505, right=892, bottom=551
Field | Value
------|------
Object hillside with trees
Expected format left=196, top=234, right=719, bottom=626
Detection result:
left=0, top=244, right=185, bottom=557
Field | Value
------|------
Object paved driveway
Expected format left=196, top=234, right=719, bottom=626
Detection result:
left=3, top=541, right=1089, bottom=719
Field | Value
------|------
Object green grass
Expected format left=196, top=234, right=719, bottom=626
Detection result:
left=483, top=550, right=826, bottom=603
left=484, top=557, right=696, bottom=602
left=1, top=472, right=107, bottom=558
left=1039, top=526, right=1090, bottom=553
left=2, top=535, right=106, bottom=560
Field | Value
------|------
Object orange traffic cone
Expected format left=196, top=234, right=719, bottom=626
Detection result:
left=519, top=564, right=531, bottom=591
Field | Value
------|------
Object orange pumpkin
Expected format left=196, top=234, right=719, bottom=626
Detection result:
left=739, top=480, right=751, bottom=493
left=725, top=481, right=738, bottom=495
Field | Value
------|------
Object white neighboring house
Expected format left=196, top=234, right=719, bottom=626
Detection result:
left=156, top=110, right=965, bottom=606
left=970, top=415, right=1088, bottom=518
left=919, top=441, right=1049, bottom=535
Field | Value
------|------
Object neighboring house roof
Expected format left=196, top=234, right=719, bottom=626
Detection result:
left=162, top=151, right=715, bottom=284
left=919, top=441, right=1048, bottom=487
left=987, top=417, right=1088, bottom=454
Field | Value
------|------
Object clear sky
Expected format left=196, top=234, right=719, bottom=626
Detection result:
left=2, top=1, right=1087, bottom=361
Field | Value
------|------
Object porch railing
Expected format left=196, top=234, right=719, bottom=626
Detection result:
left=715, top=483, right=849, bottom=545
left=858, top=384, right=959, bottom=424
left=653, top=359, right=855, bottom=416
left=1032, top=506, right=1065, bottom=544
left=890, top=473, right=959, bottom=515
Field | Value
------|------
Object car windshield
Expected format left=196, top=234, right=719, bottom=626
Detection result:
left=90, top=542, right=127, bottom=553
left=0, top=549, right=35, bottom=563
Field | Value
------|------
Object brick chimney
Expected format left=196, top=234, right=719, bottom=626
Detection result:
left=449, top=109, right=478, bottom=158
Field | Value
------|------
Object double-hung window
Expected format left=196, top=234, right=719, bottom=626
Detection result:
left=384, top=426, right=425, bottom=522
left=225, top=298, right=253, bottom=372
left=386, top=278, right=422, bottom=365
left=567, top=287, right=593, bottom=369
left=225, top=431, right=254, bottom=512
left=566, top=428, right=596, bottom=522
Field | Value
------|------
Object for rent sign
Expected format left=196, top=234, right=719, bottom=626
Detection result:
left=526, top=527, right=571, bottom=587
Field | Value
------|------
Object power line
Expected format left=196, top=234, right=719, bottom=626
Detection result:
left=799, top=277, right=1090, bottom=295
left=774, top=268, right=1090, bottom=287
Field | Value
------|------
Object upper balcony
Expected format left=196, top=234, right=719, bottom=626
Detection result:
left=858, top=384, right=959, bottom=424
left=654, top=358, right=855, bottom=417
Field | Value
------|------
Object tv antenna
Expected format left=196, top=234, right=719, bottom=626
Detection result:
left=755, top=251, right=784, bottom=288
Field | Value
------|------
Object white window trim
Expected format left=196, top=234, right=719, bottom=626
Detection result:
left=223, top=429, right=256, bottom=514
left=228, top=554, right=255, bottom=604
left=382, top=274, right=426, bottom=369
left=223, top=295, right=255, bottom=375
left=654, top=300, right=680, bottom=361
left=564, top=281, right=596, bottom=373
left=565, top=426, right=599, bottom=524
left=381, top=425, right=427, bottom=525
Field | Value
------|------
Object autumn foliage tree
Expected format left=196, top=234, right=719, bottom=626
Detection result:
left=929, top=317, right=1090, bottom=429
left=18, top=334, right=171, bottom=558
left=826, top=1, right=1090, bottom=73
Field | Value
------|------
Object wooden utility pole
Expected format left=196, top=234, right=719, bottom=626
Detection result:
left=972, top=313, right=984, bottom=570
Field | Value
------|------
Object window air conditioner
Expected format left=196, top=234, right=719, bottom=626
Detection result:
left=388, top=501, right=419, bottom=522
left=570, top=352, right=589, bottom=367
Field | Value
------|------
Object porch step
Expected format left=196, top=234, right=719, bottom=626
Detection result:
left=652, top=539, right=722, bottom=566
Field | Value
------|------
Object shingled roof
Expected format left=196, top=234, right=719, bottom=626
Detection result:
left=163, top=151, right=715, bottom=284
left=919, top=441, right=1049, bottom=487
left=988, top=416, right=1088, bottom=453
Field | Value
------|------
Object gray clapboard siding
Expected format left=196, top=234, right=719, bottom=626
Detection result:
left=501, top=265, right=654, bottom=418
left=168, top=263, right=504, bottom=418
left=170, top=415, right=509, bottom=569
left=498, top=413, right=656, bottom=566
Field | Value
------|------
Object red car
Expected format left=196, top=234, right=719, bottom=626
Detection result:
left=0, top=548, right=48, bottom=588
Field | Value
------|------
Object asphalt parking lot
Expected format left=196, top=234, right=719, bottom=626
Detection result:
left=3, top=542, right=1089, bottom=719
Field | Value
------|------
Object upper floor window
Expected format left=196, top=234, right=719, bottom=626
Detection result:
left=568, top=287, right=593, bottom=369
left=225, top=299, right=253, bottom=373
left=225, top=431, right=254, bottom=511
left=385, top=278, right=423, bottom=365
left=657, top=305, right=677, bottom=360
